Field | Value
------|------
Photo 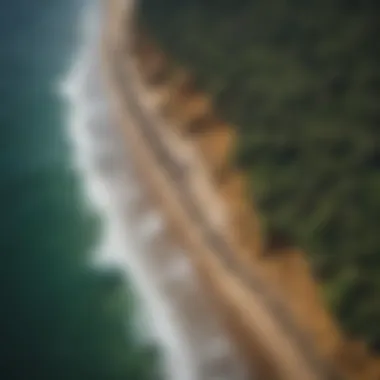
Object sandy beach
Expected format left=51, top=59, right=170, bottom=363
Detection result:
left=101, top=0, right=340, bottom=379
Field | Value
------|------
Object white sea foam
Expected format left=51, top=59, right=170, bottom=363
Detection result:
left=58, top=1, right=247, bottom=379
left=58, top=2, right=197, bottom=379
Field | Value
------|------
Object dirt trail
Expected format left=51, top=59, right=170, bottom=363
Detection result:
left=102, top=0, right=339, bottom=379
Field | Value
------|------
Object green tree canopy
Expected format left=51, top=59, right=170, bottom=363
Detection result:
left=138, top=0, right=380, bottom=350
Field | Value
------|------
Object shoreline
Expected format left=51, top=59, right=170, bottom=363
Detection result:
left=101, top=0, right=339, bottom=379
left=100, top=1, right=247, bottom=379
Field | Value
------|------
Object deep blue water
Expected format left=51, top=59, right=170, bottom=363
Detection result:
left=0, top=1, right=157, bottom=379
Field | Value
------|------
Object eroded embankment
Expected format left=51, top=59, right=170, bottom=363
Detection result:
left=102, top=0, right=340, bottom=379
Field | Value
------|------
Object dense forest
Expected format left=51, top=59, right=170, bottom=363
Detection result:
left=137, top=0, right=380, bottom=351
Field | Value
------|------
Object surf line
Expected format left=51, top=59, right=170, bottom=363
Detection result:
left=58, top=1, right=201, bottom=379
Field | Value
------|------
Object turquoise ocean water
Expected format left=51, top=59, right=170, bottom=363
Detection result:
left=0, top=1, right=159, bottom=379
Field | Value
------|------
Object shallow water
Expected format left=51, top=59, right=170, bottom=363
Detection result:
left=0, top=1, right=159, bottom=379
